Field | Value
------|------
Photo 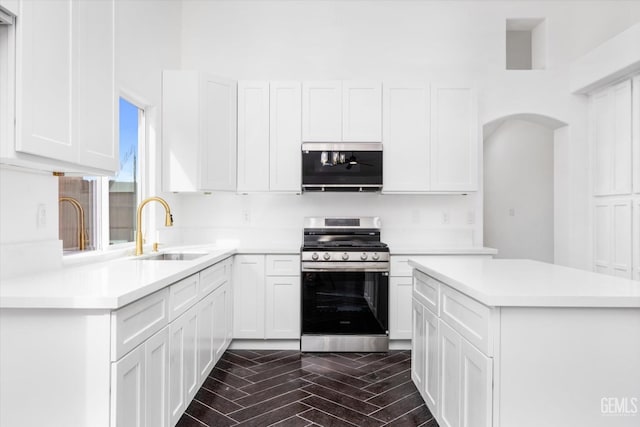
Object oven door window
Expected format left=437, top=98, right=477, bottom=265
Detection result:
left=302, top=271, right=388, bottom=335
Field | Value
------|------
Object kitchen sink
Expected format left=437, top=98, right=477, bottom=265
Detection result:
left=139, top=252, right=208, bottom=261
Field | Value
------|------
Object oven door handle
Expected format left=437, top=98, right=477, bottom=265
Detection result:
left=301, top=262, right=390, bottom=273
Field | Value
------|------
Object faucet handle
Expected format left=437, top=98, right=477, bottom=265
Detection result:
left=152, top=242, right=163, bottom=252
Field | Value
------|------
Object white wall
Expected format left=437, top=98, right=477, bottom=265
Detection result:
left=179, top=0, right=640, bottom=267
left=483, top=119, right=554, bottom=262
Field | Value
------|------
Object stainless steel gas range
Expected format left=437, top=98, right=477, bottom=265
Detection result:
left=300, top=217, right=390, bottom=352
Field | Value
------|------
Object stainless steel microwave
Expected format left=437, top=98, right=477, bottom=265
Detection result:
left=301, top=143, right=383, bottom=192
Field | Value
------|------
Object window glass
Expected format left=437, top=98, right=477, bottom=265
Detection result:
left=58, top=177, right=97, bottom=252
left=109, top=98, right=142, bottom=245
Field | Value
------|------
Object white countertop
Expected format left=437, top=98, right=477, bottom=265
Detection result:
left=409, top=257, right=640, bottom=308
left=0, top=246, right=236, bottom=310
left=391, top=247, right=497, bottom=255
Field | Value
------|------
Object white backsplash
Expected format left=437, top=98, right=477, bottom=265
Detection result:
left=176, top=192, right=479, bottom=250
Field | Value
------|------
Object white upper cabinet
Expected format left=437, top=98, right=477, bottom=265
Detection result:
left=237, top=81, right=270, bottom=192
left=592, top=80, right=632, bottom=196
left=430, top=85, right=478, bottom=192
left=342, top=81, right=382, bottom=142
left=163, top=71, right=237, bottom=192
left=302, top=81, right=342, bottom=141
left=15, top=0, right=74, bottom=163
left=270, top=81, right=302, bottom=192
left=593, top=199, right=633, bottom=278
left=383, top=82, right=430, bottom=192
left=237, top=81, right=302, bottom=193
left=10, top=0, right=116, bottom=174
left=302, top=80, right=382, bottom=142
left=633, top=76, right=640, bottom=194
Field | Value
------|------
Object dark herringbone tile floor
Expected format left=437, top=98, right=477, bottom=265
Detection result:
left=176, top=350, right=438, bottom=427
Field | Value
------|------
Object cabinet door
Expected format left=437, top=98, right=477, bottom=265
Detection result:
left=265, top=276, right=300, bottom=339
left=389, top=277, right=412, bottom=339
left=411, top=299, right=425, bottom=394
left=382, top=83, right=430, bottom=192
left=611, top=200, right=632, bottom=278
left=270, top=81, right=302, bottom=192
left=593, top=81, right=633, bottom=196
left=342, top=81, right=382, bottom=142
left=200, top=74, right=237, bottom=192
left=145, top=326, right=170, bottom=427
left=237, top=81, right=270, bottom=192
left=633, top=76, right=640, bottom=194
left=75, top=0, right=116, bottom=172
left=168, top=306, right=198, bottom=427
left=430, top=86, right=477, bottom=192
left=460, top=339, right=492, bottom=427
left=423, top=306, right=439, bottom=417
left=233, top=255, right=265, bottom=338
left=611, top=80, right=632, bottom=195
left=593, top=201, right=611, bottom=274
left=212, top=283, right=228, bottom=362
left=225, top=263, right=234, bottom=346
left=439, top=320, right=461, bottom=427
left=111, top=345, right=145, bottom=427
left=197, top=292, right=215, bottom=384
left=302, top=81, right=342, bottom=142
left=16, top=0, right=75, bottom=163
left=634, top=200, right=640, bottom=280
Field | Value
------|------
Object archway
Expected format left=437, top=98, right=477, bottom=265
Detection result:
left=482, top=113, right=568, bottom=263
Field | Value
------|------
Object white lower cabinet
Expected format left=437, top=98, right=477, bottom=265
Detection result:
left=413, top=271, right=493, bottom=427
left=390, top=277, right=413, bottom=339
left=233, top=255, right=266, bottom=338
left=212, top=282, right=230, bottom=361
left=111, top=325, right=170, bottom=427
left=233, top=254, right=300, bottom=341
left=197, top=292, right=215, bottom=383
left=169, top=304, right=198, bottom=427
left=111, top=344, right=145, bottom=427
left=266, top=276, right=300, bottom=338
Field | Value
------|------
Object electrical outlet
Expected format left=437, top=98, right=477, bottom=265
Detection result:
left=242, top=208, right=251, bottom=225
left=442, top=211, right=450, bottom=225
left=509, top=208, right=516, bottom=217
left=36, top=204, right=46, bottom=228
left=467, top=211, right=475, bottom=225
left=411, top=209, right=420, bottom=224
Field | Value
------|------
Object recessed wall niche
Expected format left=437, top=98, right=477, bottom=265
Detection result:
left=506, top=18, right=546, bottom=70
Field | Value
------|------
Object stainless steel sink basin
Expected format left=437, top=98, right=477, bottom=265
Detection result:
left=140, top=252, right=207, bottom=261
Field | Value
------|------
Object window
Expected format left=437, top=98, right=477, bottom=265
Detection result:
left=58, top=97, right=144, bottom=253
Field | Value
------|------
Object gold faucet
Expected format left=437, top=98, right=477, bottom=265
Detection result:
left=59, top=197, right=87, bottom=251
left=136, top=196, right=173, bottom=256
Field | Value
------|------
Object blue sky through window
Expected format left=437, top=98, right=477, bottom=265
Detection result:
left=115, top=97, right=139, bottom=183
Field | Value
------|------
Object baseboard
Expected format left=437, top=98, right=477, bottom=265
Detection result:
left=389, top=339, right=411, bottom=350
left=228, top=339, right=412, bottom=351
left=229, top=339, right=301, bottom=350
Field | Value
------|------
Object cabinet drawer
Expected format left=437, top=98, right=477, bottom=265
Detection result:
left=169, top=274, right=200, bottom=321
left=439, top=284, right=493, bottom=355
left=391, top=256, right=412, bottom=277
left=111, top=288, right=169, bottom=361
left=199, top=258, right=231, bottom=298
left=266, top=255, right=300, bottom=276
left=413, top=270, right=439, bottom=315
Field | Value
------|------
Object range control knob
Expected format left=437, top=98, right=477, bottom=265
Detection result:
left=372, top=252, right=380, bottom=261
left=342, top=252, right=349, bottom=261
left=360, top=252, right=368, bottom=260
left=311, top=252, right=319, bottom=261
left=323, top=252, right=331, bottom=261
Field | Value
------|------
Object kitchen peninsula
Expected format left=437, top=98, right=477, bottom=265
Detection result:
left=409, top=257, right=640, bottom=427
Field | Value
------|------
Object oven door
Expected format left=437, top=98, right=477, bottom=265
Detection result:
left=301, top=143, right=383, bottom=191
left=302, top=270, right=389, bottom=336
